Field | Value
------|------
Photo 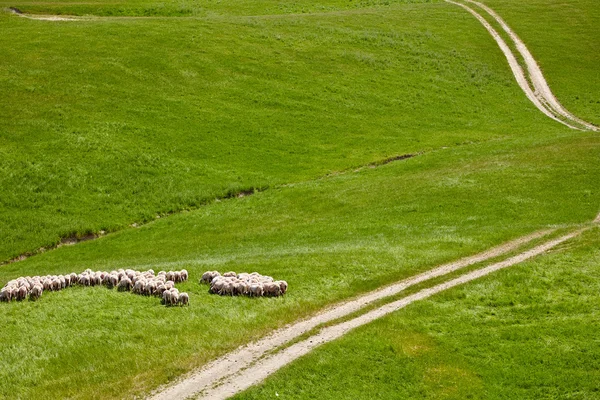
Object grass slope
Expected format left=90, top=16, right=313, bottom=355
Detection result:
left=234, top=227, right=600, bottom=399
left=8, top=0, right=436, bottom=17
left=0, top=131, right=598, bottom=399
left=0, top=1, right=556, bottom=261
left=0, top=0, right=598, bottom=398
left=482, top=0, right=600, bottom=125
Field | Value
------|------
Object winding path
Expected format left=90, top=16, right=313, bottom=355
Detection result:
left=447, top=0, right=598, bottom=131
left=150, top=228, right=568, bottom=400
left=197, top=228, right=588, bottom=400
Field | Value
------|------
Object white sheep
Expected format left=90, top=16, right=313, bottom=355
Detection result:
left=249, top=283, right=264, bottom=297
left=276, top=280, right=288, bottom=295
left=117, top=277, right=132, bottom=292
left=30, top=285, right=43, bottom=301
left=169, top=290, right=179, bottom=306
left=178, top=292, right=189, bottom=306
left=17, top=286, right=28, bottom=301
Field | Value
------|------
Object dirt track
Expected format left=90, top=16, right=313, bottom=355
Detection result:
left=150, top=229, right=554, bottom=400
left=447, top=0, right=598, bottom=132
left=197, top=228, right=588, bottom=399
left=465, top=0, right=598, bottom=132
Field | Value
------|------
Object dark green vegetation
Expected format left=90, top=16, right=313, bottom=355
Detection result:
left=234, top=227, right=600, bottom=399
left=0, top=0, right=598, bottom=398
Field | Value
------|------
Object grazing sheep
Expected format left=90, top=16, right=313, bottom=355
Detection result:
left=249, top=283, right=264, bottom=297
left=201, top=271, right=213, bottom=284
left=117, top=277, right=132, bottom=292
left=173, top=271, right=182, bottom=283
left=169, top=291, right=179, bottom=306
left=30, top=285, right=43, bottom=301
left=263, top=282, right=281, bottom=297
left=2, top=267, right=200, bottom=306
left=51, top=278, right=61, bottom=291
left=223, top=271, right=237, bottom=278
left=132, top=280, right=142, bottom=294
left=155, top=284, right=166, bottom=297
left=17, top=286, right=28, bottom=301
left=145, top=281, right=157, bottom=296
left=276, top=280, right=288, bottom=295
left=108, top=274, right=119, bottom=289
left=178, top=292, right=189, bottom=306
left=210, top=278, right=224, bottom=294
left=162, top=290, right=171, bottom=305
left=0, top=289, right=11, bottom=302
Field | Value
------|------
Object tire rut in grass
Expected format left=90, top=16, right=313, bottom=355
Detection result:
left=446, top=0, right=598, bottom=132
left=149, top=228, right=554, bottom=400
left=195, top=227, right=589, bottom=400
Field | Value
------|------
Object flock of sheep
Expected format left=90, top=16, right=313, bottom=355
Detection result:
left=1, top=268, right=289, bottom=305
left=0, top=268, right=190, bottom=306
left=201, top=270, right=288, bottom=297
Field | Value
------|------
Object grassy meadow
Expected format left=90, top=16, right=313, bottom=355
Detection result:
left=0, top=0, right=598, bottom=398
left=234, top=227, right=600, bottom=400
left=0, top=0, right=544, bottom=262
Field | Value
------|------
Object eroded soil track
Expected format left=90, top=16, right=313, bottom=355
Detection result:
left=150, top=226, right=598, bottom=399
left=447, top=0, right=598, bottom=131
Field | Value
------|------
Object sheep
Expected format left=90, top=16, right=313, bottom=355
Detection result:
left=117, top=277, right=132, bottom=292
left=223, top=271, right=237, bottom=278
left=16, top=286, right=28, bottom=301
left=169, top=291, right=179, bottom=306
left=79, top=275, right=90, bottom=287
left=51, top=278, right=61, bottom=291
left=173, top=271, right=182, bottom=283
left=154, top=284, right=166, bottom=297
left=30, top=285, right=43, bottom=301
left=0, top=288, right=11, bottom=302
left=276, top=280, right=288, bottom=295
left=210, top=278, right=225, bottom=294
left=201, top=271, right=213, bottom=284
left=162, top=290, right=172, bottom=305
left=108, top=274, right=119, bottom=289
left=145, top=281, right=157, bottom=296
left=221, top=281, right=235, bottom=296
left=2, top=267, right=197, bottom=306
left=263, top=282, right=281, bottom=297
left=178, top=292, right=189, bottom=306
left=249, top=283, right=264, bottom=297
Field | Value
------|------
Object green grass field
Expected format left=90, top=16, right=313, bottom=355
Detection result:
left=0, top=0, right=598, bottom=398
left=234, top=227, right=600, bottom=399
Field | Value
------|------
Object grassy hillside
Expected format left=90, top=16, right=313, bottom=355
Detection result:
left=0, top=1, right=556, bottom=262
left=7, top=0, right=436, bottom=17
left=0, top=0, right=598, bottom=398
left=0, top=131, right=598, bottom=399
left=234, top=227, right=600, bottom=399
left=483, top=0, right=600, bottom=125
